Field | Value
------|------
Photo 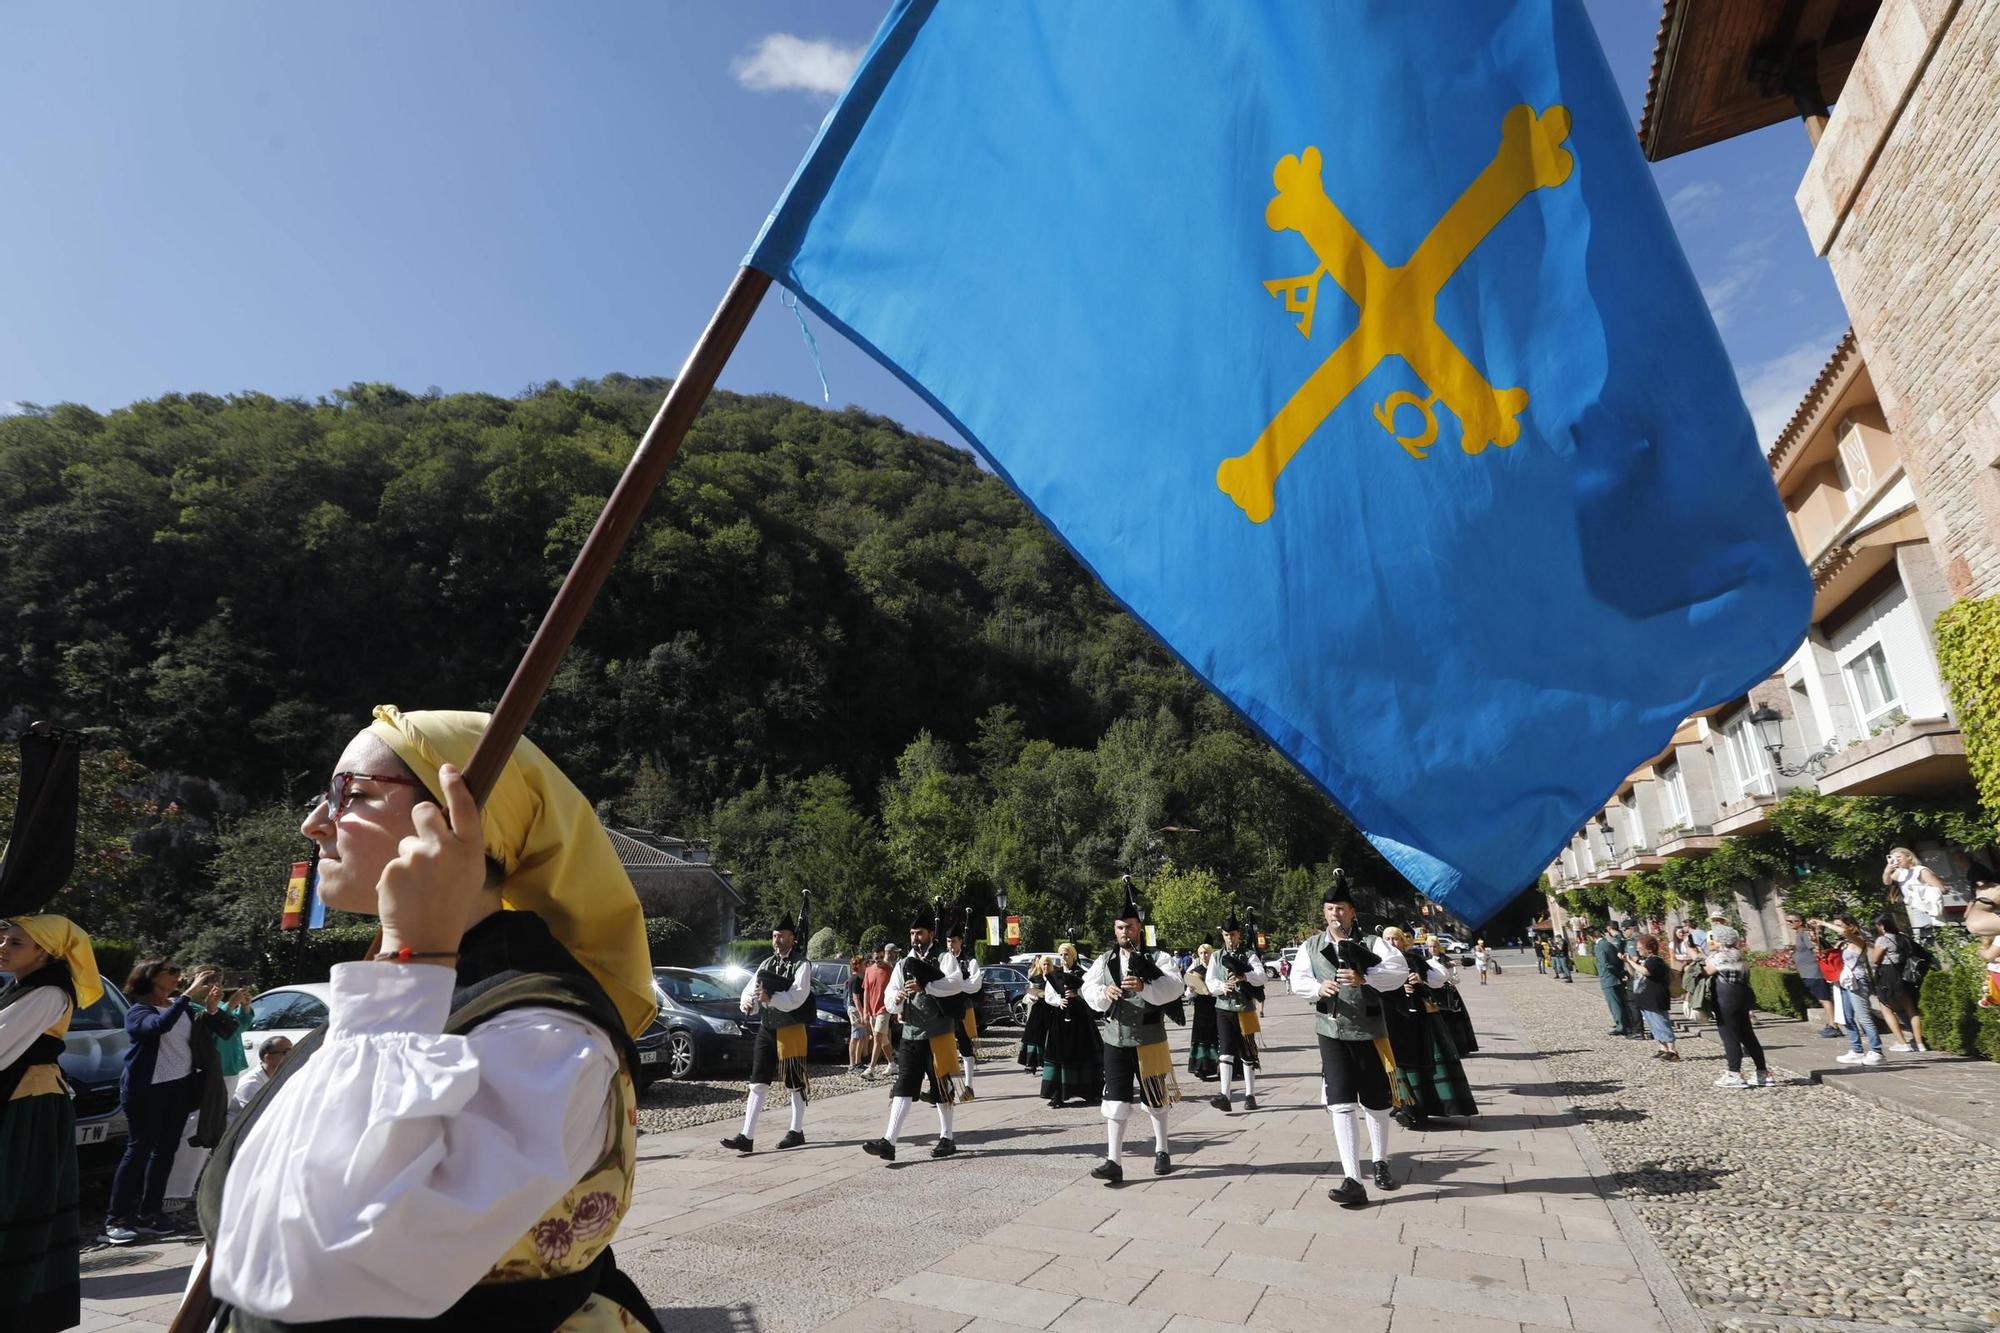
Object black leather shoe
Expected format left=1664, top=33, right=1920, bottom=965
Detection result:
left=1328, top=1176, right=1369, bottom=1209
left=1153, top=1152, right=1173, bottom=1176
left=861, top=1138, right=896, bottom=1162
left=931, top=1137, right=958, bottom=1158
left=1243, top=1095, right=1259, bottom=1111
left=776, top=1131, right=806, bottom=1150
left=719, top=1134, right=754, bottom=1153
left=1208, top=1094, right=1232, bottom=1113
left=1049, top=1097, right=1064, bottom=1109
left=1091, top=1158, right=1124, bottom=1184
left=1372, top=1161, right=1399, bottom=1191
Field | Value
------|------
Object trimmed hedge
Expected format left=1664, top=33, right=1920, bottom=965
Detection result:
left=1745, top=967, right=1810, bottom=1019
left=1919, top=932, right=2000, bottom=1061
left=1573, top=954, right=1598, bottom=976
left=724, top=937, right=769, bottom=967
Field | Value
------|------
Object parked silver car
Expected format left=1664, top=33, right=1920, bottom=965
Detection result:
left=62, top=984, right=131, bottom=1156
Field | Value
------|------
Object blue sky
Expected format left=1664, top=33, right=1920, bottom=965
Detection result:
left=1, top=1, right=1848, bottom=448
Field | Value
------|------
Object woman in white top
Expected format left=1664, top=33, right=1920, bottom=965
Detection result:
left=1472, top=942, right=1491, bottom=984
left=1883, top=847, right=1947, bottom=942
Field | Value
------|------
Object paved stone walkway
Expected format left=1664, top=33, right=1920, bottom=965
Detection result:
left=74, top=957, right=1700, bottom=1332
left=1507, top=962, right=2000, bottom=1331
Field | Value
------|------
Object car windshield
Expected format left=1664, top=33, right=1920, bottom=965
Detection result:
left=984, top=966, right=1025, bottom=984
left=810, top=961, right=850, bottom=994
left=68, top=989, right=128, bottom=1031
left=654, top=969, right=738, bottom=1002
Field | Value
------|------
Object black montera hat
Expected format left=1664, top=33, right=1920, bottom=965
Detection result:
left=1117, top=878, right=1143, bottom=922
left=909, top=905, right=933, bottom=931
left=1220, top=905, right=1242, bottom=934
left=1323, top=870, right=1353, bottom=906
left=944, top=907, right=966, bottom=939
left=772, top=915, right=797, bottom=936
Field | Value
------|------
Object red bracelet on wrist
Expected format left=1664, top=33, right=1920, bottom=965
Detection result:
left=374, top=948, right=459, bottom=963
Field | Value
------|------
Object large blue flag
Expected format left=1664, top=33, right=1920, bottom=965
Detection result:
left=747, top=0, right=1810, bottom=924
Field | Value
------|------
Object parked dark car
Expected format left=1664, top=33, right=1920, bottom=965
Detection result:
left=652, top=967, right=756, bottom=1081
left=976, top=964, right=1029, bottom=1029
left=805, top=961, right=856, bottom=1060
left=60, top=982, right=131, bottom=1161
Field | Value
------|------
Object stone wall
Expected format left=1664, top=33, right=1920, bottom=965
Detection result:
left=1796, top=0, right=2000, bottom=601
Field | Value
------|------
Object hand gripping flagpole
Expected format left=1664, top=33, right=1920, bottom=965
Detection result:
left=167, top=265, right=772, bottom=1333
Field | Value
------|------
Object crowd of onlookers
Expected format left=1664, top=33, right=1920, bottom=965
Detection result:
left=1550, top=858, right=1944, bottom=1090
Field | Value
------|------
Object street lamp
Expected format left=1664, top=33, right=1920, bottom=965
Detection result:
left=1748, top=704, right=1840, bottom=777
left=1596, top=815, right=1618, bottom=860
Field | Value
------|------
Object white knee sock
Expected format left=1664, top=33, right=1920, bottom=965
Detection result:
left=1147, top=1107, right=1170, bottom=1155
left=740, top=1084, right=767, bottom=1139
left=789, top=1095, right=806, bottom=1134
left=1362, top=1105, right=1390, bottom=1164
left=1327, top=1103, right=1361, bottom=1179
left=884, top=1095, right=911, bottom=1143
left=1103, top=1102, right=1130, bottom=1160
left=1219, top=1058, right=1234, bottom=1098
left=1242, top=1063, right=1257, bottom=1097
left=937, top=1101, right=956, bottom=1139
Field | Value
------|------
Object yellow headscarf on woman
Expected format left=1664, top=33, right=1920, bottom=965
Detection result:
left=367, top=706, right=657, bottom=1038
left=12, top=913, right=105, bottom=1009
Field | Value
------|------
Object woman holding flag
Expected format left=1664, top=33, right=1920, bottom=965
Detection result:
left=196, top=707, right=664, bottom=1330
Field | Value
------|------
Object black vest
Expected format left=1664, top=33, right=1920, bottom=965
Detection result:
left=752, top=952, right=812, bottom=1029
left=197, top=912, right=658, bottom=1333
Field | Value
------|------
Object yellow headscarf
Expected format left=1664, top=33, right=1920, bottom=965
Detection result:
left=367, top=707, right=657, bottom=1038
left=12, top=913, right=105, bottom=1009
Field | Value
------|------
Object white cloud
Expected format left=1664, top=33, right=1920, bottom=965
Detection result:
left=1666, top=180, right=1722, bottom=226
left=0, top=401, right=26, bottom=418
left=1699, top=237, right=1776, bottom=333
left=732, top=34, right=863, bottom=98
left=1737, top=328, right=1848, bottom=447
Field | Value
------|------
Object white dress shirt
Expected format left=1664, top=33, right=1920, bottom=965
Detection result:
left=739, top=951, right=813, bottom=1017
left=883, top=948, right=961, bottom=1017
left=1287, top=932, right=1410, bottom=999
left=1081, top=948, right=1185, bottom=1011
left=0, top=987, right=71, bottom=1065
left=211, top=962, right=616, bottom=1322
left=1205, top=949, right=1267, bottom=999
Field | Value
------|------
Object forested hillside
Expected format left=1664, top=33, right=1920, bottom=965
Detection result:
left=1, top=377, right=1433, bottom=972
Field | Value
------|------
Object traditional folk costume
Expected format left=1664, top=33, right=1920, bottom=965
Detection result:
left=1184, top=960, right=1219, bottom=1082
left=940, top=913, right=983, bottom=1102
left=1083, top=884, right=1183, bottom=1184
left=719, top=920, right=814, bottom=1154
left=1290, top=876, right=1409, bottom=1209
left=862, top=908, right=972, bottom=1162
left=1018, top=966, right=1052, bottom=1073
left=1038, top=960, right=1102, bottom=1106
left=0, top=915, right=102, bottom=1333
left=1382, top=947, right=1478, bottom=1129
left=1428, top=948, right=1480, bottom=1054
left=1206, top=912, right=1265, bottom=1112
left=201, top=708, right=665, bottom=1331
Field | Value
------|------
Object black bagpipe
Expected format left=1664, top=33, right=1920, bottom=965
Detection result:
left=753, top=888, right=811, bottom=1004
left=1111, top=942, right=1186, bottom=1026
left=1318, top=931, right=1385, bottom=1019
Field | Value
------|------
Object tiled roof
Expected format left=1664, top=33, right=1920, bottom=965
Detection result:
left=1637, top=0, right=1682, bottom=150
left=606, top=827, right=692, bottom=868
left=1767, top=328, right=1859, bottom=471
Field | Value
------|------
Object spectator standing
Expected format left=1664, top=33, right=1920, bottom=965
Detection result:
left=1868, top=914, right=1928, bottom=1052
left=1884, top=847, right=1947, bottom=947
left=228, top=1035, right=294, bottom=1122
left=846, top=954, right=868, bottom=1074
left=105, top=960, right=218, bottom=1243
left=1825, top=915, right=1885, bottom=1065
left=1624, top=936, right=1680, bottom=1060
left=1590, top=928, right=1630, bottom=1037
left=163, top=978, right=247, bottom=1210
left=1472, top=941, right=1491, bottom=985
left=861, top=945, right=893, bottom=1079
left=1549, top=932, right=1573, bottom=982
left=1669, top=926, right=1701, bottom=1017
left=1701, top=926, right=1771, bottom=1088
left=1784, top=912, right=1841, bottom=1037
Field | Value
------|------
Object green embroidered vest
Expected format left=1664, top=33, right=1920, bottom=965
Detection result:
left=1212, top=949, right=1257, bottom=1014
left=1099, top=949, right=1166, bottom=1049
left=1304, top=931, right=1388, bottom=1041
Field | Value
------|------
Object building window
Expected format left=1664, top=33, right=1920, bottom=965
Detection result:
left=1623, top=799, right=1644, bottom=851
left=1724, top=718, right=1774, bottom=799
left=1844, top=643, right=1901, bottom=725
left=1660, top=763, right=1691, bottom=828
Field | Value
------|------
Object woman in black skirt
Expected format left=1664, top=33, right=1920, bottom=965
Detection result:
left=1038, top=944, right=1103, bottom=1106
left=1018, top=956, right=1052, bottom=1071
left=1185, top=943, right=1220, bottom=1081
left=1869, top=914, right=1927, bottom=1052
left=1, top=914, right=103, bottom=1333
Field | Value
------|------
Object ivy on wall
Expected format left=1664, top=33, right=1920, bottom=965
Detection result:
left=1937, top=595, right=2000, bottom=822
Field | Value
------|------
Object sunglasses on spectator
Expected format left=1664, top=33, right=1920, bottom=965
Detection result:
left=322, top=771, right=426, bottom=820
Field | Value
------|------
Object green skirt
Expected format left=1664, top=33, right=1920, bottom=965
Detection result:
left=0, top=1092, right=81, bottom=1333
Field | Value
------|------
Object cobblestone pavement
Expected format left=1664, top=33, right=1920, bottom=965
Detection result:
left=1502, top=964, right=2000, bottom=1331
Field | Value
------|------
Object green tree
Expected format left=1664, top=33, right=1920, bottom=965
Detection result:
left=1143, top=862, right=1232, bottom=951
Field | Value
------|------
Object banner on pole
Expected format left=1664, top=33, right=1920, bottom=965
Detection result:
left=280, top=860, right=310, bottom=931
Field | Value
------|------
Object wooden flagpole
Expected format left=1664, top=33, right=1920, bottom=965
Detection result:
left=166, top=264, right=773, bottom=1332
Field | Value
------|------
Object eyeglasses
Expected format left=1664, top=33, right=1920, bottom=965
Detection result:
left=322, top=771, right=425, bottom=820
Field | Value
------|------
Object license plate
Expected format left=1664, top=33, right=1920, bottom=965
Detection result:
left=76, top=1122, right=109, bottom=1146
left=640, top=1049, right=664, bottom=1064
